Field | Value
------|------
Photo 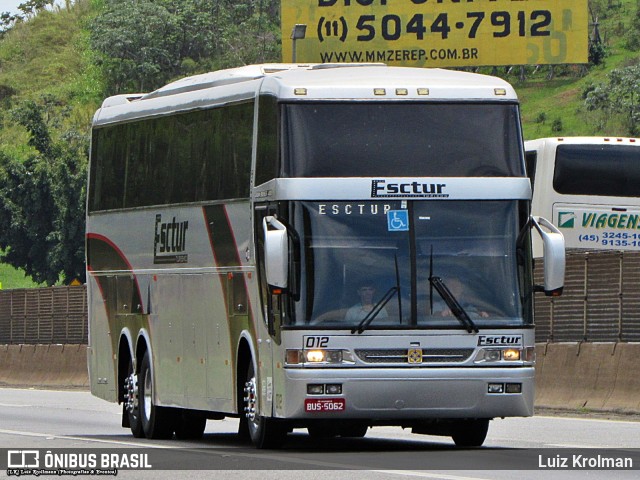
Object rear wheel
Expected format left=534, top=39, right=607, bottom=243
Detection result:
left=123, top=359, right=144, bottom=438
left=139, top=351, right=175, bottom=439
left=243, top=362, right=287, bottom=449
left=451, top=419, right=489, bottom=447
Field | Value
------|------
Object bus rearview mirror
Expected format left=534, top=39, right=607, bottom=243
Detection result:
left=532, top=216, right=565, bottom=296
left=263, top=216, right=289, bottom=289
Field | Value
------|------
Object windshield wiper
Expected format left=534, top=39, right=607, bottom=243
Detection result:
left=352, top=286, right=398, bottom=334
left=352, top=253, right=402, bottom=334
left=429, top=276, right=479, bottom=334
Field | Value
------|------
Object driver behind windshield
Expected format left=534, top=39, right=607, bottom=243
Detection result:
left=344, top=284, right=389, bottom=322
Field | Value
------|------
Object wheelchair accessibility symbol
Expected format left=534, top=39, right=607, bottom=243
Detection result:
left=387, top=210, right=409, bottom=232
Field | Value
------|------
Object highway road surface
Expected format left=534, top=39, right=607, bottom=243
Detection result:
left=0, top=388, right=638, bottom=479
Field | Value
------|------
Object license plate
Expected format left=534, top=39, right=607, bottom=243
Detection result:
left=304, top=398, right=346, bottom=413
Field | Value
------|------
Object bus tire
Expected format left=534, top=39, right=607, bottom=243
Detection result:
left=244, top=362, right=287, bottom=449
left=139, top=351, right=175, bottom=439
left=451, top=419, right=489, bottom=447
left=174, top=409, right=207, bottom=440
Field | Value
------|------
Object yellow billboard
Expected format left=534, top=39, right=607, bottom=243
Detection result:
left=281, top=0, right=588, bottom=67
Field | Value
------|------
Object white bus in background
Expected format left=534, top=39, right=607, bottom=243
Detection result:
left=525, top=137, right=640, bottom=256
left=86, top=63, right=565, bottom=449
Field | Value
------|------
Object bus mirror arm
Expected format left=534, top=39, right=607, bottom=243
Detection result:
left=531, top=216, right=565, bottom=297
left=263, top=216, right=289, bottom=290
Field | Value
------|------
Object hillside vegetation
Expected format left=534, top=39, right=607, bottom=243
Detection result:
left=0, top=0, right=638, bottom=287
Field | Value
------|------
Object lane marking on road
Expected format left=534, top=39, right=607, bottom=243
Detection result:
left=0, top=428, right=493, bottom=479
left=535, top=415, right=640, bottom=425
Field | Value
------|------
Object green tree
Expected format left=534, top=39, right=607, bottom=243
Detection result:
left=0, top=153, right=57, bottom=284
left=0, top=99, right=87, bottom=285
left=90, top=1, right=181, bottom=93
left=90, top=0, right=281, bottom=95
left=625, top=1, right=640, bottom=50
left=585, top=65, right=640, bottom=136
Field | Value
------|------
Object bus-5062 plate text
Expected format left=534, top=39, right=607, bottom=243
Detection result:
left=305, top=398, right=346, bottom=413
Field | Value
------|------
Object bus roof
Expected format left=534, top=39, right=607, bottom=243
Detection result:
left=93, top=63, right=518, bottom=127
left=525, top=136, right=640, bottom=149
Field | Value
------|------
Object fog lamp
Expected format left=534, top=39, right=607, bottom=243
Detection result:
left=307, top=384, right=324, bottom=395
left=505, top=383, right=522, bottom=394
left=488, top=383, right=504, bottom=394
left=325, top=384, right=342, bottom=394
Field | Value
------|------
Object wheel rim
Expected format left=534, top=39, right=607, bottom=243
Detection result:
left=143, top=368, right=152, bottom=422
left=124, top=371, right=138, bottom=415
left=244, top=370, right=259, bottom=437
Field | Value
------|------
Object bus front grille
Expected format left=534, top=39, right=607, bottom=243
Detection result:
left=354, top=348, right=475, bottom=364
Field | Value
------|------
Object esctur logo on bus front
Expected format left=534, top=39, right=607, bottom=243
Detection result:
left=478, top=335, right=522, bottom=346
left=153, top=214, right=189, bottom=264
left=371, top=180, right=449, bottom=198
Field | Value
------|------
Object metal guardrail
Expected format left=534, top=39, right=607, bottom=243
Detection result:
left=0, top=285, right=87, bottom=344
left=535, top=250, right=640, bottom=342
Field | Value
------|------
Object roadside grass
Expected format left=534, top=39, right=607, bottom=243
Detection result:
left=0, top=263, right=41, bottom=290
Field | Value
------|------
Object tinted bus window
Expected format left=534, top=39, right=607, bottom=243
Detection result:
left=553, top=144, right=640, bottom=197
left=89, top=101, right=254, bottom=211
left=255, top=95, right=279, bottom=186
left=282, top=103, right=523, bottom=178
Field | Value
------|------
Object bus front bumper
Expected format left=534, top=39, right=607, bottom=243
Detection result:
left=280, top=366, right=534, bottom=420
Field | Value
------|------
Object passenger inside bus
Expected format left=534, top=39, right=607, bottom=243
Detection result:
left=433, top=277, right=490, bottom=319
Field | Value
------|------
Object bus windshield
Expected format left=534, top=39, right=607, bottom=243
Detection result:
left=282, top=103, right=523, bottom=177
left=286, top=200, right=530, bottom=330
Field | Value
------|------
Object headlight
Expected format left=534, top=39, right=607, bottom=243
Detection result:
left=474, top=348, right=531, bottom=364
left=285, top=349, right=355, bottom=366
left=482, top=349, right=502, bottom=362
left=502, top=348, right=521, bottom=361
left=306, top=349, right=327, bottom=363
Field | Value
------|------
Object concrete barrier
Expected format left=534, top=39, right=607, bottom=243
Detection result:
left=0, top=342, right=639, bottom=414
left=535, top=342, right=640, bottom=413
left=0, top=344, right=88, bottom=389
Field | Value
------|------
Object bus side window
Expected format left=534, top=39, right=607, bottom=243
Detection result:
left=255, top=95, right=279, bottom=186
left=525, top=151, right=537, bottom=194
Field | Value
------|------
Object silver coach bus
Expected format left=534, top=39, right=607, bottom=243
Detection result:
left=86, top=64, right=565, bottom=448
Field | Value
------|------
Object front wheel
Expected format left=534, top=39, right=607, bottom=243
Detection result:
left=138, top=351, right=175, bottom=439
left=243, top=361, right=288, bottom=449
left=451, top=419, right=489, bottom=447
